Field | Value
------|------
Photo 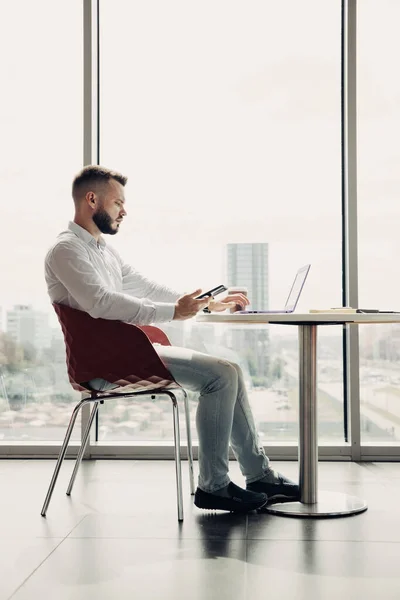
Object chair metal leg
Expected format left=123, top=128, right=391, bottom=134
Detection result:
left=166, top=391, right=184, bottom=521
left=182, top=389, right=195, bottom=495
left=66, top=401, right=99, bottom=496
left=41, top=399, right=89, bottom=517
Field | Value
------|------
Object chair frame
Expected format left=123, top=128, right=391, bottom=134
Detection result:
left=41, top=385, right=195, bottom=521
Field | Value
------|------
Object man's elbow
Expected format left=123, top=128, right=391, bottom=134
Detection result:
left=82, top=295, right=110, bottom=320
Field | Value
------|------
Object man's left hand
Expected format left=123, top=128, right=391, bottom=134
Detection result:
left=208, top=293, right=250, bottom=313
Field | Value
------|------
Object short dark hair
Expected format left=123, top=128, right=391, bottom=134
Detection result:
left=72, top=165, right=127, bottom=204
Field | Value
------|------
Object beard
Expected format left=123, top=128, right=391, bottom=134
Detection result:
left=92, top=207, right=118, bottom=235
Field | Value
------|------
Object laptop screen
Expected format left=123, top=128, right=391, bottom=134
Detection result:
left=284, top=264, right=311, bottom=312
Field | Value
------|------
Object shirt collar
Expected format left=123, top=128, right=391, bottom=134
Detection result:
left=68, top=221, right=106, bottom=248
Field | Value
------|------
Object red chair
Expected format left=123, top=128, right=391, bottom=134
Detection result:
left=40, top=304, right=195, bottom=521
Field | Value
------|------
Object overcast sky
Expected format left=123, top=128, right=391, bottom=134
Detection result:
left=1, top=0, right=400, bottom=323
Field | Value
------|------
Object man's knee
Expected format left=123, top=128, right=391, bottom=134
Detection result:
left=216, top=359, right=239, bottom=381
left=203, top=358, right=238, bottom=393
left=229, top=362, right=249, bottom=390
left=230, top=362, right=244, bottom=378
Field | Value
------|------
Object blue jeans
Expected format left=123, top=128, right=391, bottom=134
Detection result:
left=155, top=345, right=270, bottom=493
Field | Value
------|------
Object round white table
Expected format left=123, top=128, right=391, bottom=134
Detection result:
left=196, top=311, right=400, bottom=517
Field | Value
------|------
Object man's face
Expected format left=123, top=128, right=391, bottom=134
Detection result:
left=92, top=180, right=127, bottom=236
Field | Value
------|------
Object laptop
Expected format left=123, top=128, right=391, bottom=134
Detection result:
left=236, top=264, right=311, bottom=314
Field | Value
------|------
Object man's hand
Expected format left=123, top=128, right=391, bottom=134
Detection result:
left=173, top=289, right=210, bottom=321
left=208, top=293, right=250, bottom=313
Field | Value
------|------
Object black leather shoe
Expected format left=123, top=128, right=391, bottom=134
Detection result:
left=194, top=482, right=268, bottom=513
left=247, top=472, right=300, bottom=503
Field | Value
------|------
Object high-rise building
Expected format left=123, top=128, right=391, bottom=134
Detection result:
left=225, top=243, right=270, bottom=381
left=6, top=305, right=51, bottom=353
left=226, top=243, right=269, bottom=310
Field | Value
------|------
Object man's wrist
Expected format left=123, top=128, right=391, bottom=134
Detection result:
left=154, top=302, right=176, bottom=323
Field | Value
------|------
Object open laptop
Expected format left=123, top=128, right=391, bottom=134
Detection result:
left=236, top=264, right=311, bottom=314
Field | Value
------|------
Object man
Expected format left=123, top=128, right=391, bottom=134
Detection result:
left=45, top=165, right=299, bottom=513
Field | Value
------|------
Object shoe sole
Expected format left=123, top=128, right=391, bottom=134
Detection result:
left=194, top=497, right=268, bottom=513
left=247, top=486, right=300, bottom=505
left=266, top=493, right=299, bottom=504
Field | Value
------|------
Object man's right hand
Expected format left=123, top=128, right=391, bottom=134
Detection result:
left=173, top=289, right=210, bottom=321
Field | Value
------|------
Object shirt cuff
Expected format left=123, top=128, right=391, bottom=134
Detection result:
left=154, top=302, right=176, bottom=323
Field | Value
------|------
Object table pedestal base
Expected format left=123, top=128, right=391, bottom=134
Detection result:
left=265, top=491, right=368, bottom=518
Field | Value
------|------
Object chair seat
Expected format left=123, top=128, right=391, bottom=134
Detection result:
left=84, top=377, right=179, bottom=393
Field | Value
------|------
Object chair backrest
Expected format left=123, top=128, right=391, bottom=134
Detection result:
left=139, top=326, right=171, bottom=346
left=53, top=304, right=176, bottom=392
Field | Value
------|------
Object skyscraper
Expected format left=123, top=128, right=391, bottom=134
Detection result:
left=6, top=305, right=51, bottom=354
left=226, top=243, right=269, bottom=310
left=225, top=243, right=270, bottom=381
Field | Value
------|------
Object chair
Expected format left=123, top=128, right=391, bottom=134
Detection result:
left=40, top=303, right=195, bottom=521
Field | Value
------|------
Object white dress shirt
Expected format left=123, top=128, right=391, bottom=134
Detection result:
left=45, top=221, right=181, bottom=325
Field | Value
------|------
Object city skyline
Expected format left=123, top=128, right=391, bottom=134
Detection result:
left=0, top=240, right=317, bottom=337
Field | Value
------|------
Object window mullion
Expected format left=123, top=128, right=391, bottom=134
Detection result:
left=343, top=0, right=361, bottom=461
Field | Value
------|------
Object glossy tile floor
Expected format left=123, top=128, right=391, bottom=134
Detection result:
left=1, top=459, right=400, bottom=600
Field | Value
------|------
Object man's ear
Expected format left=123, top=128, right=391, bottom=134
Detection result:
left=86, top=191, right=96, bottom=208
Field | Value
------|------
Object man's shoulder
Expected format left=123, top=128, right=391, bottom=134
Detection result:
left=45, top=230, right=87, bottom=262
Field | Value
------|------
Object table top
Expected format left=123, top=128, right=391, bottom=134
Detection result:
left=196, top=312, right=400, bottom=325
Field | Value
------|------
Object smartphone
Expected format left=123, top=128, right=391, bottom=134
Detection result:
left=194, top=285, right=227, bottom=299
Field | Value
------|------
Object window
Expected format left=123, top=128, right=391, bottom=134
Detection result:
left=0, top=1, right=83, bottom=441
left=358, top=0, right=400, bottom=444
left=99, top=0, right=343, bottom=443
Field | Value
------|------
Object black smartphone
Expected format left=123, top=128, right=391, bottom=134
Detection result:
left=194, top=285, right=227, bottom=299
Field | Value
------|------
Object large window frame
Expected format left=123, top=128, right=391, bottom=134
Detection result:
left=2, top=0, right=400, bottom=461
